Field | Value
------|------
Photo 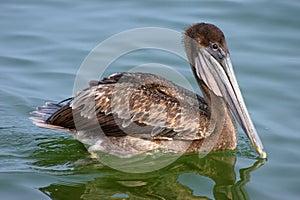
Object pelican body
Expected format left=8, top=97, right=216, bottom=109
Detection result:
left=31, top=23, right=266, bottom=158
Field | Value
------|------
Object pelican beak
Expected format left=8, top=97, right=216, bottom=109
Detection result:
left=194, top=47, right=267, bottom=158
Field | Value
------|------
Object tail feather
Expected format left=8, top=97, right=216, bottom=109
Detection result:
left=30, top=99, right=74, bottom=131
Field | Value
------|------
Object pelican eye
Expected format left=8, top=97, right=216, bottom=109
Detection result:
left=208, top=42, right=225, bottom=60
left=210, top=42, right=219, bottom=51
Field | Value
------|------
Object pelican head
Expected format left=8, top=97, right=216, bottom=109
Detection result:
left=184, top=23, right=266, bottom=158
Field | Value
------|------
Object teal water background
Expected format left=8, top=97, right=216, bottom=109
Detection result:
left=1, top=0, right=300, bottom=199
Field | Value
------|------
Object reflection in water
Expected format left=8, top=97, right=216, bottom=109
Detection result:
left=39, top=153, right=265, bottom=200
left=30, top=136, right=89, bottom=172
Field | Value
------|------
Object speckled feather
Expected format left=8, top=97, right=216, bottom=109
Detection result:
left=67, top=72, right=211, bottom=140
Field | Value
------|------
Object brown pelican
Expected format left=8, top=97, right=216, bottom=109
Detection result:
left=31, top=22, right=266, bottom=158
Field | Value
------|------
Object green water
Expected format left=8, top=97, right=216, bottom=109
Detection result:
left=1, top=0, right=300, bottom=199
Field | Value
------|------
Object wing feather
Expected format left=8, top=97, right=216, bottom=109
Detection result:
left=70, top=72, right=211, bottom=140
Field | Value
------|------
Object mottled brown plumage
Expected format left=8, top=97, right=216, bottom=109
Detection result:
left=31, top=22, right=266, bottom=158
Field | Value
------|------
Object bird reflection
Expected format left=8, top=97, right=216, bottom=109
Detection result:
left=39, top=153, right=265, bottom=200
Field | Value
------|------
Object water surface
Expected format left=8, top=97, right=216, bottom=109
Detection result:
left=1, top=0, right=300, bottom=199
